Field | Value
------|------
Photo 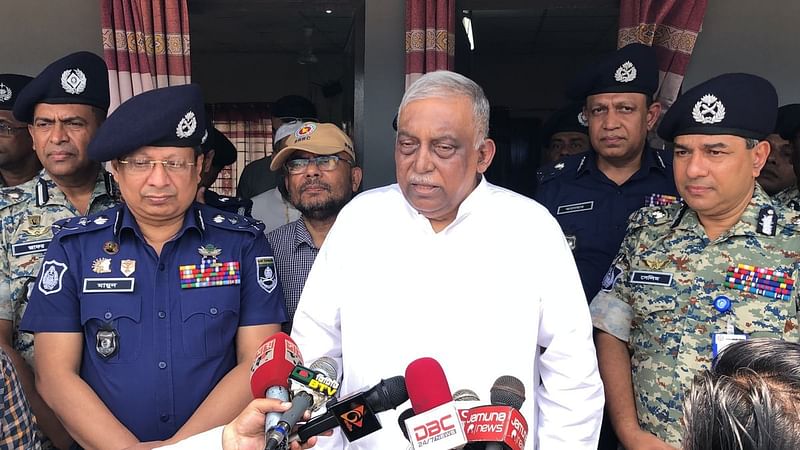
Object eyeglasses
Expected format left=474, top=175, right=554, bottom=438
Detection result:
left=0, top=123, right=27, bottom=137
left=285, top=155, right=352, bottom=174
left=118, top=158, right=197, bottom=173
left=279, top=117, right=318, bottom=125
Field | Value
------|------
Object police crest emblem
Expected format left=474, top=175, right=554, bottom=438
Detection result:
left=256, top=256, right=278, bottom=293
left=38, top=260, right=68, bottom=295
left=96, top=329, right=119, bottom=358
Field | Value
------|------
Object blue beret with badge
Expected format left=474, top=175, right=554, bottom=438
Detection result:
left=202, top=126, right=238, bottom=167
left=657, top=73, right=777, bottom=142
left=87, top=84, right=207, bottom=162
left=0, top=74, right=33, bottom=112
left=566, top=43, right=658, bottom=101
left=776, top=103, right=800, bottom=141
left=541, top=102, right=589, bottom=145
left=13, top=51, right=109, bottom=123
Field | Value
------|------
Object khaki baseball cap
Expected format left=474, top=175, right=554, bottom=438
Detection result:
left=270, top=122, right=355, bottom=171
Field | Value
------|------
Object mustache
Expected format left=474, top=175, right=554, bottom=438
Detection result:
left=300, top=180, right=331, bottom=192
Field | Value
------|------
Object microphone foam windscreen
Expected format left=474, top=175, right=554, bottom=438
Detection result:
left=310, top=356, right=339, bottom=380
left=405, top=357, right=453, bottom=414
left=373, top=376, right=409, bottom=411
left=250, top=332, right=303, bottom=398
left=490, top=375, right=526, bottom=410
left=452, top=389, right=480, bottom=402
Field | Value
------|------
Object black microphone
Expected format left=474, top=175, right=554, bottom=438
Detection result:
left=291, top=375, right=409, bottom=443
left=265, top=357, right=339, bottom=450
left=397, top=407, right=415, bottom=442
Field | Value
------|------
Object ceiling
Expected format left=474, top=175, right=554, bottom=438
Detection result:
left=189, top=0, right=619, bottom=56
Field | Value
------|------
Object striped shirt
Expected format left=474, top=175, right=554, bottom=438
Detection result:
left=266, top=219, right=319, bottom=333
left=1, top=347, right=41, bottom=449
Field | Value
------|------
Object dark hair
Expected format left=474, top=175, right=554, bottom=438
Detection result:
left=682, top=339, right=800, bottom=450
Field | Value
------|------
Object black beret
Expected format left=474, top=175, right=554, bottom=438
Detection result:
left=776, top=104, right=800, bottom=140
left=87, top=84, right=207, bottom=162
left=13, top=51, right=109, bottom=123
left=541, top=103, right=589, bottom=144
left=201, top=127, right=238, bottom=167
left=657, top=73, right=777, bottom=142
left=272, top=95, right=317, bottom=119
left=567, top=43, right=658, bottom=100
left=0, top=74, right=33, bottom=112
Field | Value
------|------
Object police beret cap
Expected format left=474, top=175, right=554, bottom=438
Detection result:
left=13, top=51, right=109, bottom=123
left=0, top=74, right=33, bottom=112
left=776, top=103, right=800, bottom=140
left=272, top=95, right=317, bottom=119
left=202, top=127, right=238, bottom=167
left=541, top=103, right=589, bottom=144
left=87, top=84, right=207, bottom=162
left=657, top=73, right=777, bottom=142
left=566, top=43, right=658, bottom=100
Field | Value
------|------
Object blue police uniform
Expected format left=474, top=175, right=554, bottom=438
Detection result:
left=536, top=148, right=677, bottom=300
left=21, top=202, right=286, bottom=441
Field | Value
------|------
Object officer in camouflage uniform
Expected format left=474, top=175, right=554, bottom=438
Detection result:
left=773, top=103, right=800, bottom=208
left=0, top=51, right=118, bottom=449
left=590, top=73, right=800, bottom=448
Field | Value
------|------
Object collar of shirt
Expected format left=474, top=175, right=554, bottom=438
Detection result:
left=292, top=218, right=317, bottom=252
left=36, top=168, right=114, bottom=210
left=116, top=202, right=205, bottom=242
left=577, top=146, right=668, bottom=180
left=399, top=175, right=488, bottom=235
left=671, top=184, right=776, bottom=240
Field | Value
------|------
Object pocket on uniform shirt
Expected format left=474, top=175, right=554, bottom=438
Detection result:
left=631, top=288, right=680, bottom=349
left=179, top=288, right=240, bottom=358
left=80, top=294, right=142, bottom=363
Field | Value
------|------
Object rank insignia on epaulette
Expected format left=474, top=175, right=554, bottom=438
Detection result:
left=94, top=216, right=109, bottom=225
left=179, top=260, right=241, bottom=289
left=726, top=263, right=794, bottom=300
left=555, top=162, right=565, bottom=170
left=212, top=214, right=225, bottom=224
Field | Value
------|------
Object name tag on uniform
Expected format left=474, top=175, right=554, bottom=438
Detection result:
left=83, top=278, right=135, bottom=293
left=712, top=333, right=747, bottom=358
left=630, top=271, right=673, bottom=286
left=557, top=201, right=594, bottom=215
left=11, top=239, right=51, bottom=256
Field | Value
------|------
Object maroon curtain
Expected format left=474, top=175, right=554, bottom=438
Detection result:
left=101, top=0, right=191, bottom=113
left=618, top=0, right=708, bottom=109
left=207, top=104, right=273, bottom=197
left=405, top=0, right=456, bottom=89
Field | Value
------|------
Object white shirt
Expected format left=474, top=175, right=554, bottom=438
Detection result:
left=291, top=178, right=604, bottom=449
left=154, top=427, right=223, bottom=449
left=251, top=187, right=302, bottom=233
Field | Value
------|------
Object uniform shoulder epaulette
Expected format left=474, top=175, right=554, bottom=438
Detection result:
left=51, top=211, right=116, bottom=239
left=200, top=206, right=265, bottom=236
left=0, top=185, right=33, bottom=210
left=537, top=153, right=586, bottom=185
left=627, top=203, right=681, bottom=230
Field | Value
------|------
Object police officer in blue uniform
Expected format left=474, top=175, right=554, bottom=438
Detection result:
left=536, top=43, right=679, bottom=304
left=199, top=126, right=253, bottom=216
left=539, top=102, right=590, bottom=165
left=21, top=84, right=286, bottom=449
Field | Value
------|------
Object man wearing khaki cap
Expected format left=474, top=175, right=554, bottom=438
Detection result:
left=264, top=122, right=362, bottom=332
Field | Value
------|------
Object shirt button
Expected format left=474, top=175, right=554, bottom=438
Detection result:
left=104, top=312, right=112, bottom=320
left=209, top=307, right=218, bottom=315
left=160, top=414, right=169, bottom=423
left=158, top=361, right=167, bottom=369
left=158, top=311, right=166, bottom=319
left=158, top=263, right=166, bottom=271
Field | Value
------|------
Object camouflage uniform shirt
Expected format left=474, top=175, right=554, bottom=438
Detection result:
left=773, top=185, right=800, bottom=210
left=589, top=185, right=800, bottom=446
left=0, top=169, right=118, bottom=366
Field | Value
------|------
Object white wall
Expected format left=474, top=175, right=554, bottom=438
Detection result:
left=0, top=1, right=102, bottom=76
left=684, top=0, right=800, bottom=103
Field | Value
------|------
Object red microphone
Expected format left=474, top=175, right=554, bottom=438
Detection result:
left=404, top=357, right=468, bottom=449
left=250, top=332, right=304, bottom=432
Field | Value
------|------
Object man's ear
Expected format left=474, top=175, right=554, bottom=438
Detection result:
left=477, top=139, right=496, bottom=173
left=646, top=101, right=663, bottom=131
left=752, top=139, right=770, bottom=177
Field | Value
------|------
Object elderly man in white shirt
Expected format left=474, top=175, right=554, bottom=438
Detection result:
left=291, top=70, right=604, bottom=449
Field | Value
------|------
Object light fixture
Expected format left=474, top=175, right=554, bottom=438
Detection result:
left=462, top=10, right=474, bottom=51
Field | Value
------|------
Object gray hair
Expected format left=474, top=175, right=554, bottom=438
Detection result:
left=398, top=71, right=491, bottom=143
left=682, top=339, right=800, bottom=450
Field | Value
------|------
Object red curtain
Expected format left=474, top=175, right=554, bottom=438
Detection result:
left=405, top=0, right=456, bottom=89
left=207, top=104, right=274, bottom=197
left=618, top=0, right=708, bottom=109
left=101, top=0, right=191, bottom=113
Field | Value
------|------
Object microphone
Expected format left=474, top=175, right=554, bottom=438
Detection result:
left=291, top=375, right=409, bottom=443
left=265, top=357, right=340, bottom=450
left=398, top=407, right=415, bottom=442
left=403, top=357, right=468, bottom=450
left=249, top=332, right=304, bottom=433
left=453, top=389, right=482, bottom=425
left=463, top=376, right=528, bottom=450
